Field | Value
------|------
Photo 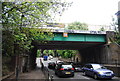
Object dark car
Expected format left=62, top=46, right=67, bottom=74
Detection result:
left=48, top=62, right=56, bottom=69
left=74, top=65, right=82, bottom=72
left=65, top=62, right=82, bottom=72
left=56, top=61, right=64, bottom=64
left=82, top=63, right=115, bottom=79
left=55, top=63, right=74, bottom=77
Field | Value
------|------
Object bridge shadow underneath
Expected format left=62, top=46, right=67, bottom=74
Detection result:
left=29, top=40, right=108, bottom=70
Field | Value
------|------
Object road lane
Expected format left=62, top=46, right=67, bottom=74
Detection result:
left=36, top=57, right=120, bottom=81
left=48, top=68, right=90, bottom=79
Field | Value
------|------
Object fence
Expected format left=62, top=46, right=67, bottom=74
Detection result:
left=40, top=59, right=53, bottom=81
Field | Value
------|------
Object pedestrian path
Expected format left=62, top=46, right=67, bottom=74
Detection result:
left=3, top=67, right=45, bottom=81
left=17, top=67, right=45, bottom=79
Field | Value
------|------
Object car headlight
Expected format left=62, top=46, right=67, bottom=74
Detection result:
left=98, top=72, right=104, bottom=74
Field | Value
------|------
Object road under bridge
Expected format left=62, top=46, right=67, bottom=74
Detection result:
left=22, top=29, right=120, bottom=76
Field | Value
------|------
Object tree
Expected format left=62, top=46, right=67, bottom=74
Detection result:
left=110, top=15, right=120, bottom=45
left=57, top=50, right=77, bottom=58
left=37, top=50, right=41, bottom=57
left=43, top=50, right=54, bottom=56
left=2, top=2, right=72, bottom=28
left=67, top=21, right=88, bottom=30
left=2, top=1, right=72, bottom=56
left=2, top=1, right=72, bottom=76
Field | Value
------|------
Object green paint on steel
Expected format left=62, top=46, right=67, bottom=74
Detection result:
left=85, top=35, right=105, bottom=42
left=51, top=33, right=106, bottom=42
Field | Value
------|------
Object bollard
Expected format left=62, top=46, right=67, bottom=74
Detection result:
left=48, top=75, right=53, bottom=81
left=48, top=73, right=50, bottom=81
left=51, top=75, right=53, bottom=81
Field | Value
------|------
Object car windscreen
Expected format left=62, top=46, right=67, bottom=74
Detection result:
left=92, top=64, right=106, bottom=70
left=61, top=65, right=73, bottom=69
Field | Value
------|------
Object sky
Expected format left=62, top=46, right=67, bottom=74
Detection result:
left=56, top=0, right=120, bottom=26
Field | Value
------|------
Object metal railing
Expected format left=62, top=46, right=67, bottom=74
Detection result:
left=41, top=66, right=53, bottom=81
left=40, top=58, right=53, bottom=81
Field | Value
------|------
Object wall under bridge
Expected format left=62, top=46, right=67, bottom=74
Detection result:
left=79, top=44, right=109, bottom=64
left=79, top=43, right=120, bottom=76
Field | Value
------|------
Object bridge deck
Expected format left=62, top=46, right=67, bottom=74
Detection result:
left=51, top=33, right=106, bottom=42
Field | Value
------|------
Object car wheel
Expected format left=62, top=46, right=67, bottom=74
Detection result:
left=55, top=72, right=57, bottom=75
left=94, top=74, right=98, bottom=79
left=71, top=74, right=74, bottom=77
left=109, top=78, right=112, bottom=80
left=83, top=71, right=86, bottom=76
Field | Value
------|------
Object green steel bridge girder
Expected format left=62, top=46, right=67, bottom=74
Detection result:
left=51, top=33, right=106, bottom=42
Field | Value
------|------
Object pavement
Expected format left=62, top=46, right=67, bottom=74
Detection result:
left=2, top=57, right=120, bottom=81
left=16, top=67, right=45, bottom=79
left=2, top=58, right=46, bottom=81
left=41, top=57, right=120, bottom=81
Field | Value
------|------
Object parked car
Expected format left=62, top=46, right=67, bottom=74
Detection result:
left=74, top=65, right=82, bottom=72
left=65, top=62, right=83, bottom=72
left=43, top=55, right=48, bottom=61
left=48, top=55, right=53, bottom=60
left=56, top=60, right=64, bottom=64
left=48, top=62, right=56, bottom=69
left=82, top=63, right=115, bottom=79
left=55, top=63, right=74, bottom=77
left=65, top=62, right=74, bottom=65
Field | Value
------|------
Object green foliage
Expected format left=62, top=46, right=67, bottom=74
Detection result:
left=2, top=1, right=72, bottom=76
left=110, top=16, right=120, bottom=45
left=2, top=1, right=71, bottom=56
left=115, top=33, right=120, bottom=44
left=43, top=50, right=54, bottom=56
left=57, top=50, right=77, bottom=58
left=67, top=21, right=88, bottom=30
left=2, top=30, right=14, bottom=56
left=37, top=50, right=41, bottom=57
left=42, top=50, right=78, bottom=58
left=2, top=2, right=72, bottom=28
left=117, top=18, right=120, bottom=44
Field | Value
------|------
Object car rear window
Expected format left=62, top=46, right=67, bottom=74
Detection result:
left=61, top=65, right=73, bottom=68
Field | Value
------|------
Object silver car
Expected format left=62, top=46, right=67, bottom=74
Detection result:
left=82, top=64, right=115, bottom=79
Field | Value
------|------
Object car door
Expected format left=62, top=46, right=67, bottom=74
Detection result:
left=84, top=65, right=90, bottom=75
left=88, top=65, right=94, bottom=76
left=85, top=65, right=92, bottom=75
left=57, top=64, right=61, bottom=73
